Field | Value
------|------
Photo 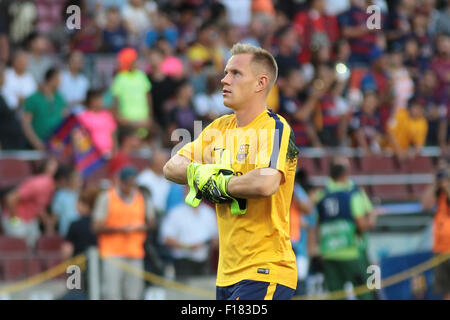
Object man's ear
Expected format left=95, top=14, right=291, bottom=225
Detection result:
left=256, top=74, right=269, bottom=93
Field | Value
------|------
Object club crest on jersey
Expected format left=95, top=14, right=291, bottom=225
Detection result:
left=237, top=144, right=250, bottom=162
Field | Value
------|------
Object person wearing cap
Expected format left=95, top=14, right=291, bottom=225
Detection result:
left=92, top=165, right=155, bottom=300
left=110, top=47, right=154, bottom=139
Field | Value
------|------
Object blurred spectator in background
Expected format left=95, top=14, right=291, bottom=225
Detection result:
left=293, top=0, right=339, bottom=65
left=161, top=187, right=218, bottom=279
left=433, top=0, right=450, bottom=36
left=144, top=9, right=179, bottom=50
left=388, top=95, right=428, bottom=160
left=111, top=47, right=154, bottom=139
left=2, top=50, right=37, bottom=111
left=187, top=22, right=224, bottom=75
left=274, top=25, right=301, bottom=77
left=2, top=158, right=58, bottom=247
left=108, top=126, right=140, bottom=178
left=313, top=63, right=349, bottom=147
left=59, top=50, right=90, bottom=108
left=78, top=88, right=117, bottom=157
left=290, top=169, right=318, bottom=296
left=429, top=34, right=450, bottom=112
left=27, top=35, right=55, bottom=85
left=278, top=67, right=322, bottom=148
left=70, top=12, right=102, bottom=54
left=388, top=45, right=414, bottom=111
left=92, top=165, right=154, bottom=300
left=52, top=165, right=82, bottom=237
left=386, top=0, right=415, bottom=50
left=0, top=63, right=27, bottom=150
left=98, top=6, right=129, bottom=53
left=165, top=79, right=197, bottom=138
left=121, top=0, right=157, bottom=47
left=339, top=0, right=384, bottom=67
left=349, top=90, right=383, bottom=155
left=220, top=0, right=252, bottom=28
left=21, top=67, right=66, bottom=151
left=360, top=47, right=392, bottom=132
left=422, top=159, right=450, bottom=300
left=21, top=67, right=66, bottom=149
left=61, top=185, right=100, bottom=299
left=314, top=156, right=377, bottom=299
left=136, top=149, right=171, bottom=217
left=146, top=48, right=178, bottom=130
left=193, top=70, right=231, bottom=124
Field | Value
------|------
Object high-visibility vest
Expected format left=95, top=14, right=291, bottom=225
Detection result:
left=98, top=188, right=146, bottom=258
left=433, top=192, right=450, bottom=253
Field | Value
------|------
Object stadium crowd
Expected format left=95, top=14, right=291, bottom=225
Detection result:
left=0, top=0, right=449, bottom=299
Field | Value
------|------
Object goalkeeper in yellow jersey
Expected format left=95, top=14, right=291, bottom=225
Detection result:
left=163, top=43, right=299, bottom=300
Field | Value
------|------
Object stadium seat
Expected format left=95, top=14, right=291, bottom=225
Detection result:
left=0, top=159, right=32, bottom=190
left=365, top=156, right=407, bottom=174
left=405, top=156, right=435, bottom=174
left=0, top=236, right=29, bottom=281
left=36, top=234, right=65, bottom=271
left=371, top=185, right=412, bottom=202
left=299, top=157, right=325, bottom=176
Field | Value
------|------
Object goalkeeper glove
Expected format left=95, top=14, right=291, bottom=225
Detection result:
left=207, top=172, right=247, bottom=215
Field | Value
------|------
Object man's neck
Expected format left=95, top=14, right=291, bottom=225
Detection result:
left=234, top=103, right=267, bottom=127
left=41, top=85, right=54, bottom=97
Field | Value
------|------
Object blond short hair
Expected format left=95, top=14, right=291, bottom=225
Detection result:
left=230, top=43, right=278, bottom=91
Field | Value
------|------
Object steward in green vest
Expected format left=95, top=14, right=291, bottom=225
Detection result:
left=315, top=156, right=377, bottom=300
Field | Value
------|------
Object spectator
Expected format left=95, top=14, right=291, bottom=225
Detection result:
left=277, top=68, right=322, bottom=148
left=108, top=126, right=141, bottom=179
left=174, top=3, right=197, bottom=52
left=111, top=47, right=154, bottom=137
left=385, top=0, right=415, bottom=50
left=187, top=22, right=224, bottom=74
left=349, top=90, right=383, bottom=155
left=136, top=149, right=171, bottom=216
left=388, top=95, right=428, bottom=159
left=274, top=25, right=301, bottom=77
left=291, top=169, right=317, bottom=296
left=422, top=161, right=450, bottom=300
left=52, top=165, right=82, bottom=237
left=416, top=69, right=447, bottom=147
left=429, top=34, right=450, bottom=110
left=314, top=156, right=377, bottom=300
left=193, top=71, right=231, bottom=123
left=99, top=6, right=129, bottom=53
left=21, top=67, right=66, bottom=150
left=160, top=189, right=218, bottom=279
left=338, top=0, right=384, bottom=67
left=2, top=158, right=59, bottom=247
left=61, top=185, right=100, bottom=299
left=165, top=79, right=198, bottom=138
left=92, top=165, right=154, bottom=300
left=78, top=89, right=117, bottom=156
left=293, top=0, right=339, bottom=64
left=0, top=63, right=27, bottom=150
left=27, top=35, right=55, bottom=84
left=433, top=1, right=450, bottom=36
left=312, top=63, right=349, bottom=147
left=2, top=50, right=37, bottom=111
left=219, top=24, right=242, bottom=65
left=360, top=47, right=392, bottom=132
left=220, top=0, right=252, bottom=28
left=59, top=50, right=90, bottom=108
left=144, top=10, right=179, bottom=50
left=388, top=45, right=414, bottom=111
left=70, top=13, right=103, bottom=54
left=121, top=0, right=157, bottom=46
left=146, top=48, right=179, bottom=129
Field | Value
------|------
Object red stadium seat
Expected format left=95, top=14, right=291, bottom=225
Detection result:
left=0, top=236, right=28, bottom=281
left=405, top=156, right=435, bottom=174
left=299, top=157, right=325, bottom=176
left=0, top=159, right=32, bottom=190
left=365, top=156, right=407, bottom=174
left=36, top=235, right=65, bottom=271
left=371, top=185, right=412, bottom=202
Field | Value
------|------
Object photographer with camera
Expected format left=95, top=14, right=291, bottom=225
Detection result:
left=422, top=158, right=450, bottom=300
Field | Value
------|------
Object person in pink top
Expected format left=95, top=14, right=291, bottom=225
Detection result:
left=2, top=158, right=59, bottom=247
left=78, top=89, right=118, bottom=156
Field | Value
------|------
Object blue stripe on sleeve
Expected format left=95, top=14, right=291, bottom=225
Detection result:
left=267, top=110, right=284, bottom=169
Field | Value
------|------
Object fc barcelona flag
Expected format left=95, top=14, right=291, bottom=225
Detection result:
left=47, top=114, right=106, bottom=179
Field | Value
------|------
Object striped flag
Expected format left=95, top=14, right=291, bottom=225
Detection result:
left=47, top=114, right=106, bottom=179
